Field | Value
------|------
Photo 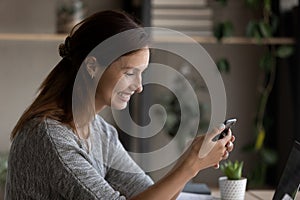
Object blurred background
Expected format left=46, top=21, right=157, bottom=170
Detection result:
left=0, top=0, right=299, bottom=196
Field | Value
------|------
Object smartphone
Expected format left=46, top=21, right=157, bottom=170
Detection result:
left=212, top=118, right=237, bottom=141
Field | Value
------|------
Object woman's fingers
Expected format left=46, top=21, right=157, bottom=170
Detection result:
left=198, top=124, right=225, bottom=158
left=222, top=150, right=229, bottom=159
left=223, top=129, right=235, bottom=153
left=195, top=125, right=236, bottom=170
left=207, top=124, right=226, bottom=140
left=226, top=141, right=234, bottom=152
left=231, top=134, right=235, bottom=142
left=214, top=163, right=220, bottom=169
left=218, top=129, right=235, bottom=162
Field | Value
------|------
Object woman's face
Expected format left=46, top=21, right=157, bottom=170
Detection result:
left=95, top=49, right=149, bottom=111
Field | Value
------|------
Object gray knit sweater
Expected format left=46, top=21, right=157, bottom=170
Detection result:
left=5, top=115, right=153, bottom=199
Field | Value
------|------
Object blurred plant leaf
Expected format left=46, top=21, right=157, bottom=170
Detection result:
left=259, top=21, right=272, bottom=38
left=255, top=127, right=265, bottom=150
left=246, top=20, right=262, bottom=42
left=245, top=0, right=260, bottom=9
left=214, top=23, right=223, bottom=41
left=214, top=21, right=234, bottom=41
left=248, top=162, right=267, bottom=187
left=260, top=148, right=278, bottom=165
left=271, top=15, right=279, bottom=33
left=216, top=58, right=230, bottom=73
left=242, top=142, right=256, bottom=152
left=215, top=0, right=227, bottom=6
left=263, top=0, right=271, bottom=14
left=259, top=52, right=276, bottom=71
left=246, top=20, right=257, bottom=37
left=276, top=45, right=294, bottom=58
left=223, top=21, right=234, bottom=37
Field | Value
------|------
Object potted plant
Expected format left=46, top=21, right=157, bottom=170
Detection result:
left=219, top=160, right=247, bottom=200
left=56, top=0, right=86, bottom=33
left=0, top=154, right=8, bottom=199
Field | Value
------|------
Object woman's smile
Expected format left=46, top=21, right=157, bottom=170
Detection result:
left=117, top=91, right=133, bottom=102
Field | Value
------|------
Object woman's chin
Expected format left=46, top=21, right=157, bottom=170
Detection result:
left=111, top=101, right=128, bottom=110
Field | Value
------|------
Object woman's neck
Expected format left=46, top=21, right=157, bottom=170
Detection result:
left=76, top=125, right=90, bottom=139
left=71, top=121, right=90, bottom=139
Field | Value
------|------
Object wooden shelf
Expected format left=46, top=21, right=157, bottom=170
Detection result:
left=0, top=33, right=66, bottom=42
left=154, top=35, right=296, bottom=45
left=0, top=33, right=295, bottom=45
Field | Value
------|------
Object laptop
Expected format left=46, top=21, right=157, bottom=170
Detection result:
left=273, top=140, right=300, bottom=200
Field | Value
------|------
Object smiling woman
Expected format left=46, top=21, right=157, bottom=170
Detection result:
left=5, top=10, right=235, bottom=200
left=95, top=49, right=149, bottom=111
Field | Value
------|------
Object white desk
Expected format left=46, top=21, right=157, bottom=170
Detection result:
left=248, top=190, right=300, bottom=200
left=247, top=190, right=275, bottom=200
left=211, top=189, right=300, bottom=200
left=210, top=189, right=257, bottom=200
left=178, top=190, right=266, bottom=200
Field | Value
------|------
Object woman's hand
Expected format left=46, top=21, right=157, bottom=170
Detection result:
left=130, top=125, right=235, bottom=200
left=174, top=124, right=235, bottom=178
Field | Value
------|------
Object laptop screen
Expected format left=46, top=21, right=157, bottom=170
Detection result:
left=273, top=141, right=300, bottom=200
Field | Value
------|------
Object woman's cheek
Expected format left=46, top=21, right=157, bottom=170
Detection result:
left=114, top=76, right=131, bottom=92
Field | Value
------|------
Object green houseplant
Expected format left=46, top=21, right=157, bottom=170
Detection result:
left=214, top=0, right=294, bottom=187
left=220, top=160, right=243, bottom=180
left=219, top=160, right=247, bottom=200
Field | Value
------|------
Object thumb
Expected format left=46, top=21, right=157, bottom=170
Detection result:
left=220, top=127, right=232, bottom=145
left=198, top=124, right=225, bottom=158
left=208, top=123, right=225, bottom=141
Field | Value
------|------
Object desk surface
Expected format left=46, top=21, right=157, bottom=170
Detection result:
left=249, top=190, right=300, bottom=200
left=248, top=190, right=275, bottom=200
left=211, top=189, right=300, bottom=200
left=211, top=189, right=256, bottom=200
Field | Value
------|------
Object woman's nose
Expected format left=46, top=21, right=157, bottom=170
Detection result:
left=130, top=74, right=143, bottom=93
left=135, top=85, right=143, bottom=93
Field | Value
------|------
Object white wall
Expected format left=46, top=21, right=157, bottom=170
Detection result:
left=0, top=41, right=60, bottom=151
left=0, top=1, right=58, bottom=152
left=0, top=0, right=122, bottom=152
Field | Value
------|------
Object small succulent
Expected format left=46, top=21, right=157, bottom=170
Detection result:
left=220, top=160, right=244, bottom=180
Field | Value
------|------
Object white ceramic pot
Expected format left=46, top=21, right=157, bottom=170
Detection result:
left=219, top=176, right=247, bottom=200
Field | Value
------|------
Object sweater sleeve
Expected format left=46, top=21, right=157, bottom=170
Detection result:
left=104, top=130, right=154, bottom=198
left=95, top=117, right=154, bottom=198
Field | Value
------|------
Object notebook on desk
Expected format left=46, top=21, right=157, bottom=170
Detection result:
left=179, top=183, right=213, bottom=200
left=273, top=140, right=300, bottom=200
left=182, top=183, right=211, bottom=195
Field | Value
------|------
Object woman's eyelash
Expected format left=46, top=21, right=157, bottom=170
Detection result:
left=125, top=72, right=135, bottom=76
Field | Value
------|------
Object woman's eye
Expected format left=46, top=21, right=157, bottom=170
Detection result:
left=125, top=72, right=135, bottom=76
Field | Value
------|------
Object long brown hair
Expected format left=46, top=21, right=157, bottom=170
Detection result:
left=11, top=10, right=149, bottom=140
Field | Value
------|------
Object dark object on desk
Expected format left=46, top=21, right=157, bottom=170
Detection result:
left=273, top=140, right=300, bottom=200
left=182, top=183, right=211, bottom=195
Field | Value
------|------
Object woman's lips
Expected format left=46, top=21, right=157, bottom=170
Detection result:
left=117, top=92, right=132, bottom=102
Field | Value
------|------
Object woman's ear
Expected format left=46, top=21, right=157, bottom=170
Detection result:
left=84, top=56, right=98, bottom=79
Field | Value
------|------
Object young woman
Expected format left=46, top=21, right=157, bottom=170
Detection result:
left=5, top=10, right=235, bottom=199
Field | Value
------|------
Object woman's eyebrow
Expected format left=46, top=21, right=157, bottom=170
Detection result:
left=121, top=66, right=134, bottom=70
left=121, top=66, right=142, bottom=71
